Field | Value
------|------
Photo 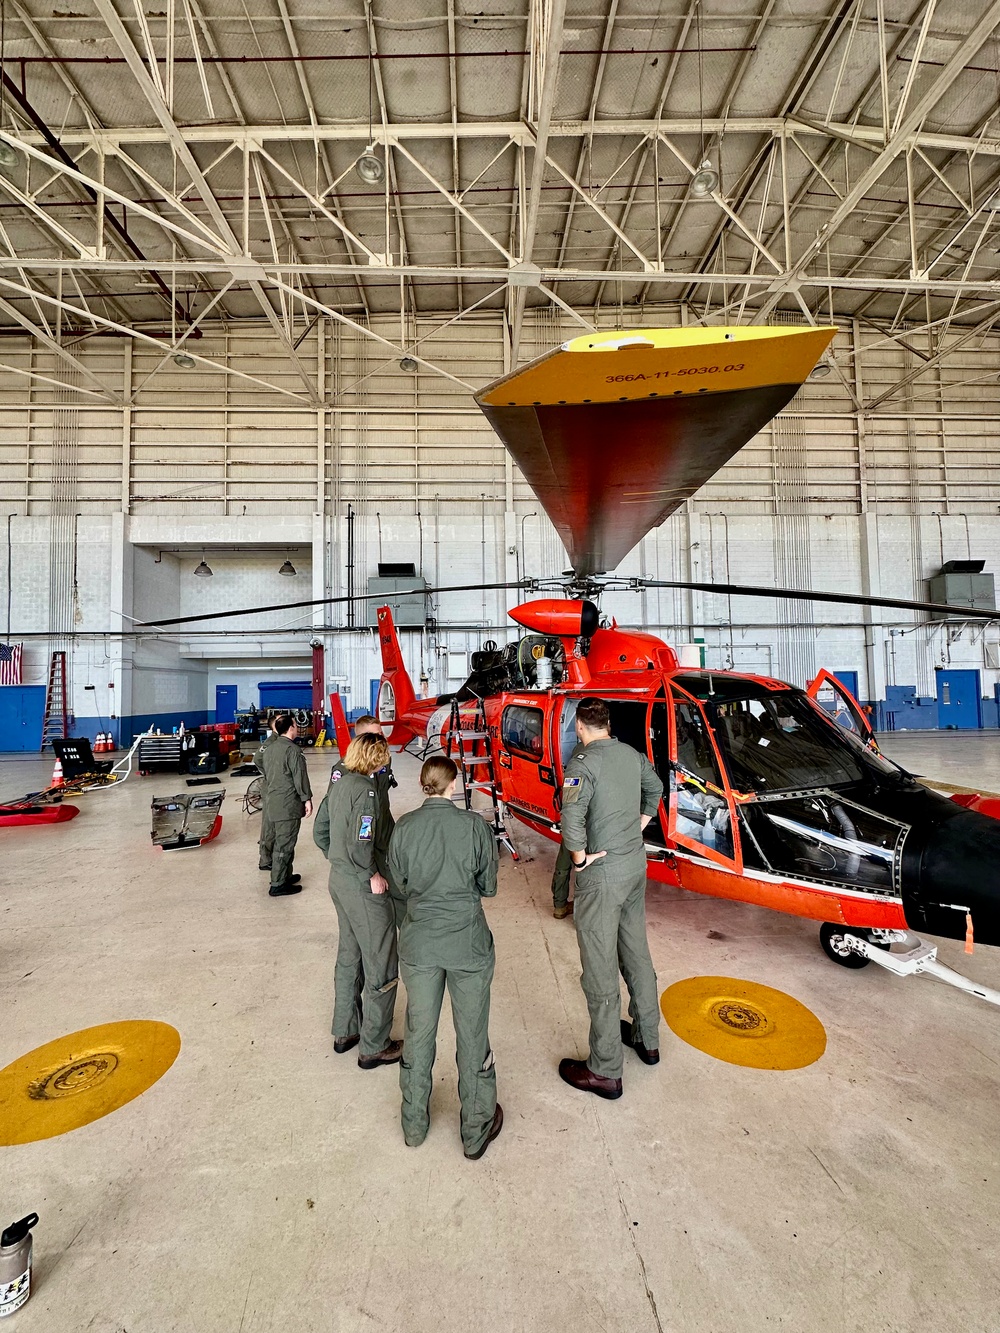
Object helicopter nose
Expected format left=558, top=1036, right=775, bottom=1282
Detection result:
left=908, top=803, right=1000, bottom=947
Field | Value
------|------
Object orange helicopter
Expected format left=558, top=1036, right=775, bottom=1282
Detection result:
left=146, top=326, right=1000, bottom=1005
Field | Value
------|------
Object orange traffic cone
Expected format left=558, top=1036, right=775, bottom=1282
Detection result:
left=51, top=757, right=64, bottom=787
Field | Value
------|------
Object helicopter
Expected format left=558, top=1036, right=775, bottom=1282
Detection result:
left=144, top=325, right=1000, bottom=1006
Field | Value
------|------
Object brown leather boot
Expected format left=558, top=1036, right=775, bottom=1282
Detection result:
left=553, top=902, right=573, bottom=919
left=620, top=1020, right=660, bottom=1066
left=358, top=1039, right=403, bottom=1070
left=558, top=1058, right=622, bottom=1100
left=464, top=1104, right=504, bottom=1160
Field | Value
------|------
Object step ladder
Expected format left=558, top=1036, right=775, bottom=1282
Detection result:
left=445, top=697, right=518, bottom=860
left=40, top=650, right=69, bottom=751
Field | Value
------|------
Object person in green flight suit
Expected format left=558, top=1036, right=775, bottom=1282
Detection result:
left=329, top=715, right=403, bottom=930
left=255, top=715, right=298, bottom=884
left=256, top=713, right=313, bottom=897
left=558, top=696, right=664, bottom=1100
left=313, top=732, right=402, bottom=1070
left=387, top=755, right=503, bottom=1161
left=550, top=738, right=586, bottom=919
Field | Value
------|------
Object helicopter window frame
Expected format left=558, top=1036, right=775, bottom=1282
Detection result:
left=666, top=682, right=743, bottom=875
left=501, top=704, right=546, bottom=763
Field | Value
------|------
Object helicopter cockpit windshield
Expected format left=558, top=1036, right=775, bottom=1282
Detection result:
left=673, top=676, right=901, bottom=794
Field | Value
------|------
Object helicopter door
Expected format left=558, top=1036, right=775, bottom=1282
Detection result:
left=806, top=669, right=878, bottom=748
left=499, top=701, right=558, bottom=823
left=667, top=684, right=743, bottom=874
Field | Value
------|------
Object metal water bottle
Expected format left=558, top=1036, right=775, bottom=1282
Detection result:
left=0, top=1215, right=38, bottom=1318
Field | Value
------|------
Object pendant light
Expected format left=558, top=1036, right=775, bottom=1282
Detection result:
left=278, top=558, right=297, bottom=577
left=194, top=557, right=213, bottom=578
left=0, top=2, right=17, bottom=169
left=354, top=41, right=385, bottom=185
left=690, top=160, right=719, bottom=197
left=688, top=2, right=719, bottom=200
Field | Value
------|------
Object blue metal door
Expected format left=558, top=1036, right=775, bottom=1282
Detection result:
left=834, top=671, right=859, bottom=701
left=215, top=685, right=237, bottom=724
left=0, top=685, right=45, bottom=751
left=936, top=669, right=982, bottom=729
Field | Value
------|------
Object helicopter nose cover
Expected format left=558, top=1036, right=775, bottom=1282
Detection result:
left=475, top=326, right=835, bottom=578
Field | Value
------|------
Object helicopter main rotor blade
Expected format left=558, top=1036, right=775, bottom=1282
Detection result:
left=635, top=578, right=999, bottom=622
left=136, top=581, right=531, bottom=629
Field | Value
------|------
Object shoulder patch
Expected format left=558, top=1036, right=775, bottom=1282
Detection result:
left=358, top=814, right=374, bottom=841
left=330, top=769, right=341, bottom=782
left=564, top=776, right=581, bottom=787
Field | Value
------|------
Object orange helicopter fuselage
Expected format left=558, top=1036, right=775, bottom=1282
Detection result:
left=370, top=601, right=914, bottom=937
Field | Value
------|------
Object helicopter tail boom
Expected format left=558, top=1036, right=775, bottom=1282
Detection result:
left=375, top=604, right=419, bottom=745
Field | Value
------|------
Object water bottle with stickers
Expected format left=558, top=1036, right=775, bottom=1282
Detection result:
left=0, top=1214, right=38, bottom=1318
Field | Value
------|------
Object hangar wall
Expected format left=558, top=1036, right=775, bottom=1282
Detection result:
left=1, top=307, right=999, bottom=740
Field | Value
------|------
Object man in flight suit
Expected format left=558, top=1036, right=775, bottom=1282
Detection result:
left=388, top=755, right=502, bottom=1160
left=257, top=713, right=313, bottom=897
left=330, top=715, right=403, bottom=929
left=256, top=715, right=299, bottom=883
left=558, top=696, right=664, bottom=1099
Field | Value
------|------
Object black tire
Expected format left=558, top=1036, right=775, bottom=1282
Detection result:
left=819, top=922, right=871, bottom=969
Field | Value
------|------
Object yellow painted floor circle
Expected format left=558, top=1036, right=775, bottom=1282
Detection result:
left=0, top=1021, right=180, bottom=1145
left=661, top=977, right=826, bottom=1070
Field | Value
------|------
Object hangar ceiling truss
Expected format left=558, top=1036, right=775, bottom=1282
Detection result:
left=0, top=1, right=999, bottom=408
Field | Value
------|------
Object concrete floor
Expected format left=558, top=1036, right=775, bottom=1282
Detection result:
left=2, top=736, right=1000, bottom=1333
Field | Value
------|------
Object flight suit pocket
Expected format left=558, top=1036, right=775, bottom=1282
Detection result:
left=470, top=913, right=494, bottom=962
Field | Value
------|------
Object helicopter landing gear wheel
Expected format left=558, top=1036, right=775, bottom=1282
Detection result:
left=819, top=923, right=883, bottom=968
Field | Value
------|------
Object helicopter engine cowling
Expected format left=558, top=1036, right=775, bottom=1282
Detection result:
left=508, top=598, right=600, bottom=639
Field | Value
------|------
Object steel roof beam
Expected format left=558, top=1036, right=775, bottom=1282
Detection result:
left=92, top=0, right=319, bottom=401
left=511, top=0, right=568, bottom=359
left=754, top=2, right=1000, bottom=319
left=15, top=118, right=1000, bottom=158
left=0, top=293, right=120, bottom=401
left=3, top=255, right=999, bottom=299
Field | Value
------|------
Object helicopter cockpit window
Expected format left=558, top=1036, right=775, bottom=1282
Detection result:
left=745, top=794, right=905, bottom=896
left=711, top=693, right=870, bottom=793
left=672, top=700, right=734, bottom=860
left=502, top=705, right=545, bottom=761
left=558, top=699, right=578, bottom=770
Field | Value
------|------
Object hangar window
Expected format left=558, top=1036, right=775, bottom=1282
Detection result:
left=502, top=705, right=545, bottom=761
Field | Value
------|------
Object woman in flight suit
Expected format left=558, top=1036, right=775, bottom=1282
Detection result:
left=387, top=756, right=503, bottom=1160
left=313, top=733, right=401, bottom=1070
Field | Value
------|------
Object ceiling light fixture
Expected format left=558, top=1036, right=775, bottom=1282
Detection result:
left=193, top=558, right=213, bottom=578
left=173, top=351, right=196, bottom=370
left=810, top=362, right=832, bottom=378
left=355, top=39, right=385, bottom=186
left=0, top=139, right=18, bottom=169
left=355, top=145, right=385, bottom=186
left=399, top=356, right=418, bottom=372
left=690, top=160, right=719, bottom=197
left=278, top=559, right=297, bottom=577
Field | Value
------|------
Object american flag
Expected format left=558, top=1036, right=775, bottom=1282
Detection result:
left=0, top=643, right=23, bottom=685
